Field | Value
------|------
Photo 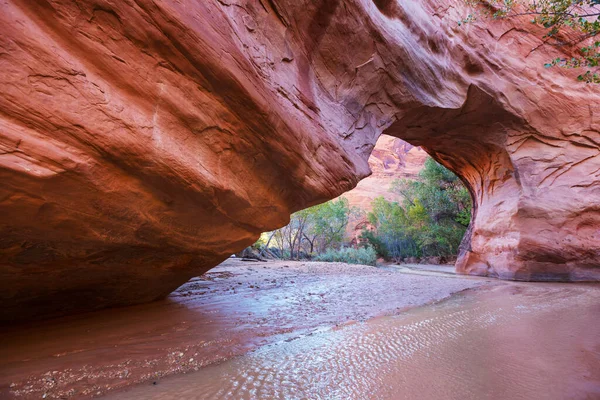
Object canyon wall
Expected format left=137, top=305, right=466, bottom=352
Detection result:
left=1, top=0, right=598, bottom=320
left=342, top=135, right=427, bottom=211
left=340, top=136, right=427, bottom=244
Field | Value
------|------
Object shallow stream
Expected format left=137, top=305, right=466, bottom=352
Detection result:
left=106, top=283, right=600, bottom=400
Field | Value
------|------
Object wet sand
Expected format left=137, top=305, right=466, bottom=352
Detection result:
left=105, top=282, right=600, bottom=400
left=0, top=260, right=491, bottom=399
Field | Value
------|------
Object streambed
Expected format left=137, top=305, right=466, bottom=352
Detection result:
left=107, top=282, right=600, bottom=400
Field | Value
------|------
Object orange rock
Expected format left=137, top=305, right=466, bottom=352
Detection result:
left=0, top=0, right=598, bottom=320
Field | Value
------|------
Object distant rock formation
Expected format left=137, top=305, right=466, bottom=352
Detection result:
left=0, top=0, right=598, bottom=320
left=342, top=135, right=427, bottom=245
left=343, top=135, right=428, bottom=211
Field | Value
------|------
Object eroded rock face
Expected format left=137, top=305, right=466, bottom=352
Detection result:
left=0, top=0, right=598, bottom=320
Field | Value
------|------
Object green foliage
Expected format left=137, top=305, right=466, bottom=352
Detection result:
left=455, top=207, right=472, bottom=227
left=392, top=158, right=472, bottom=226
left=364, top=158, right=472, bottom=260
left=252, top=232, right=269, bottom=250
left=264, top=159, right=471, bottom=265
left=360, top=229, right=389, bottom=258
left=267, top=197, right=353, bottom=260
left=364, top=197, right=419, bottom=259
left=308, top=197, right=353, bottom=251
left=461, top=0, right=600, bottom=83
left=314, top=245, right=377, bottom=266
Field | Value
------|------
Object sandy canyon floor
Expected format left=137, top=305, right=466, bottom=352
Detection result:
left=1, top=260, right=599, bottom=399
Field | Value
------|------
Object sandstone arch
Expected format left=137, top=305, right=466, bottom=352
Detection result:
left=0, top=0, right=598, bottom=321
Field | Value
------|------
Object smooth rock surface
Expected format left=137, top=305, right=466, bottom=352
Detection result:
left=0, top=0, right=599, bottom=320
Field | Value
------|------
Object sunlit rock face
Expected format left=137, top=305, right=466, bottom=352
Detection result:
left=0, top=0, right=598, bottom=320
left=341, top=136, right=427, bottom=243
left=343, top=136, right=428, bottom=211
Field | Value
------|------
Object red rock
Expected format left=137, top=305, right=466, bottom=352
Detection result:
left=0, top=0, right=598, bottom=320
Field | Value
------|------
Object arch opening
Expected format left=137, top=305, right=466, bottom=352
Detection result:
left=250, top=134, right=472, bottom=269
left=377, top=86, right=599, bottom=282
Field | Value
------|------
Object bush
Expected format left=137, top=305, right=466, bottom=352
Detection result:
left=314, top=246, right=377, bottom=266
left=360, top=229, right=389, bottom=258
left=365, top=157, right=472, bottom=261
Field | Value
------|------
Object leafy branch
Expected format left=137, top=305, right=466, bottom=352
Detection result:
left=460, top=0, right=600, bottom=82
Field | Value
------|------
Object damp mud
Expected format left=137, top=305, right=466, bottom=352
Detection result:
left=0, top=260, right=490, bottom=399
left=2, top=260, right=599, bottom=399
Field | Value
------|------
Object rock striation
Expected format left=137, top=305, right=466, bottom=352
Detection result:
left=0, top=0, right=598, bottom=320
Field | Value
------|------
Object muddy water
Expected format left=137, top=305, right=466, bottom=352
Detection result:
left=0, top=261, right=489, bottom=399
left=106, top=283, right=600, bottom=400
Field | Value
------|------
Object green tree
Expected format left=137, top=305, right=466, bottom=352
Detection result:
left=392, top=158, right=472, bottom=228
left=364, top=158, right=472, bottom=260
left=265, top=197, right=353, bottom=260
left=364, top=197, right=419, bottom=260
left=308, top=197, right=353, bottom=253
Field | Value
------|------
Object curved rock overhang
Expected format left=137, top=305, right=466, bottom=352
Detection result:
left=0, top=0, right=598, bottom=321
